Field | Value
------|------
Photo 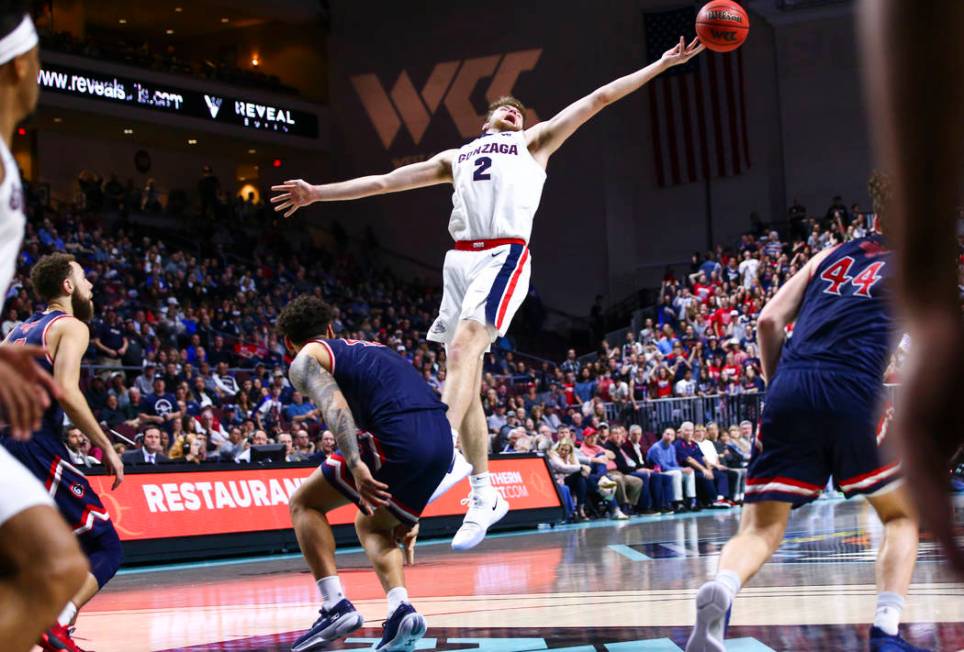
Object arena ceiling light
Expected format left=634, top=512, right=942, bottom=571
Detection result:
left=188, top=138, right=198, bottom=145
left=118, top=18, right=127, bottom=24
left=123, top=128, right=134, bottom=135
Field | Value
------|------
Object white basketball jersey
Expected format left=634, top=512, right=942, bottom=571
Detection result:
left=0, top=137, right=25, bottom=299
left=448, top=130, right=546, bottom=243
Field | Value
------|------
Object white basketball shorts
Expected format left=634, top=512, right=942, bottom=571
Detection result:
left=428, top=238, right=531, bottom=345
left=0, top=443, right=55, bottom=526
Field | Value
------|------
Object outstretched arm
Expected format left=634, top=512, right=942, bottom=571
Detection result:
left=271, top=148, right=457, bottom=218
left=526, top=36, right=704, bottom=164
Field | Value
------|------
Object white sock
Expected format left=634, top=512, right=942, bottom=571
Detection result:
left=317, top=575, right=345, bottom=610
left=874, top=592, right=904, bottom=636
left=469, top=472, right=492, bottom=492
left=386, top=586, right=409, bottom=618
left=714, top=570, right=742, bottom=600
left=57, top=601, right=78, bottom=627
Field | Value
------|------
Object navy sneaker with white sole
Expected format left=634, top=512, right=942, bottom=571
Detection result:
left=291, top=598, right=364, bottom=652
left=375, top=602, right=427, bottom=652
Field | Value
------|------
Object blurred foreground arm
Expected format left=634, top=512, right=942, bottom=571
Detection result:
left=858, top=0, right=964, bottom=574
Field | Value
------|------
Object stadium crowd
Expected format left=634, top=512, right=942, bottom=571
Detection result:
left=5, top=166, right=925, bottom=522
left=40, top=30, right=297, bottom=95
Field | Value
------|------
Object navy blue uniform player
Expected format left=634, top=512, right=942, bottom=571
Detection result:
left=688, top=231, right=925, bottom=652
left=278, top=295, right=453, bottom=652
left=2, top=254, right=125, bottom=652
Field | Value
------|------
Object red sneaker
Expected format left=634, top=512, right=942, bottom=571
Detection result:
left=39, top=624, right=90, bottom=652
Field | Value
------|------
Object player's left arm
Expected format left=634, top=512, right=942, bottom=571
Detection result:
left=50, top=319, right=125, bottom=489
left=288, top=349, right=390, bottom=514
left=757, top=247, right=835, bottom=383
left=526, top=36, right=703, bottom=163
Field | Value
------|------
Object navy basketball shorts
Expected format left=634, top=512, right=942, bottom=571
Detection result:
left=323, top=408, right=454, bottom=527
left=2, top=436, right=115, bottom=537
left=745, top=369, right=900, bottom=507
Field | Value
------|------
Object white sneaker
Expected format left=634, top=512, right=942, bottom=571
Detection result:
left=612, top=508, right=629, bottom=520
left=451, top=489, right=508, bottom=551
left=685, top=581, right=731, bottom=652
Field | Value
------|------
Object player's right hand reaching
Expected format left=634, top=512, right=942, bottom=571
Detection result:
left=349, top=459, right=391, bottom=516
left=270, top=179, right=316, bottom=218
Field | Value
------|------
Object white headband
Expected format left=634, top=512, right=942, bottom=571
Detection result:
left=0, top=15, right=37, bottom=66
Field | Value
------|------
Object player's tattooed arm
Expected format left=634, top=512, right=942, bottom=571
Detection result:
left=288, top=351, right=361, bottom=467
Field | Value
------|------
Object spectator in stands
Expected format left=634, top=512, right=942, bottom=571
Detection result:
left=1, top=307, right=21, bottom=338
left=647, top=427, right=696, bottom=512
left=134, top=363, right=157, bottom=397
left=91, top=309, right=127, bottom=378
left=604, top=426, right=657, bottom=514
left=623, top=425, right=673, bottom=514
left=122, top=426, right=169, bottom=465
left=695, top=424, right=736, bottom=504
left=139, top=378, right=181, bottom=434
left=548, top=438, right=590, bottom=521
left=581, top=427, right=640, bottom=516
left=64, top=427, right=99, bottom=468
left=316, top=430, right=336, bottom=461
left=711, top=424, right=747, bottom=503
left=561, top=349, right=581, bottom=375
left=219, top=427, right=246, bottom=462
left=675, top=422, right=728, bottom=508
left=277, top=433, right=299, bottom=463
left=237, top=430, right=269, bottom=463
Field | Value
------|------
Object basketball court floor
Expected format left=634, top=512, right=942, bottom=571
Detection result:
left=70, top=496, right=964, bottom=651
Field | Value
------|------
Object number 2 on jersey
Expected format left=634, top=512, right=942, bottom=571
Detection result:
left=473, top=156, right=492, bottom=181
left=819, top=256, right=885, bottom=297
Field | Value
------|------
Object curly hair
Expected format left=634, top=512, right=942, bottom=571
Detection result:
left=485, top=95, right=526, bottom=126
left=276, top=295, right=334, bottom=345
left=30, top=253, right=75, bottom=302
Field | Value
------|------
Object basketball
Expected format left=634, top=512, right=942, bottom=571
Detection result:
left=696, top=0, right=750, bottom=53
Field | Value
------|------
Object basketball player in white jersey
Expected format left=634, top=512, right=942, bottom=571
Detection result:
left=272, top=35, right=703, bottom=550
left=0, top=8, right=89, bottom=652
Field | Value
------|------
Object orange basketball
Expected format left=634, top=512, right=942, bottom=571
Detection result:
left=696, top=0, right=750, bottom=53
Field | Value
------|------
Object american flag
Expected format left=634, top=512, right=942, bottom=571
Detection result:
left=644, top=5, right=751, bottom=187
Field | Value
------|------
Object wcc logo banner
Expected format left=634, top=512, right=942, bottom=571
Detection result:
left=350, top=49, right=542, bottom=149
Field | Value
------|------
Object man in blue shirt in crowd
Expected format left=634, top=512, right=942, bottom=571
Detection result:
left=647, top=427, right=697, bottom=512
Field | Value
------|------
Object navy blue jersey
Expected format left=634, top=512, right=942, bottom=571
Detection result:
left=4, top=310, right=69, bottom=438
left=779, top=235, right=895, bottom=382
left=311, top=338, right=445, bottom=431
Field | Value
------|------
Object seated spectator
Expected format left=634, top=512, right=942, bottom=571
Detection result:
left=314, top=430, right=335, bottom=461
left=64, top=427, right=100, bottom=468
left=623, top=425, right=673, bottom=513
left=646, top=427, right=697, bottom=512
left=283, top=391, right=318, bottom=426
left=237, top=430, right=270, bottom=463
left=580, top=427, right=638, bottom=516
left=139, top=378, right=182, bottom=434
left=675, top=422, right=729, bottom=508
left=219, top=427, right=246, bottom=462
left=695, top=424, right=736, bottom=503
left=548, top=438, right=590, bottom=521
left=278, top=432, right=307, bottom=462
left=122, top=426, right=170, bottom=465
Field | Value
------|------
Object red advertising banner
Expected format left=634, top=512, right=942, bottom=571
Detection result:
left=87, top=456, right=560, bottom=541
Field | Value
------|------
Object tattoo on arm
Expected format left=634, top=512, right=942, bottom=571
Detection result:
left=289, top=352, right=361, bottom=466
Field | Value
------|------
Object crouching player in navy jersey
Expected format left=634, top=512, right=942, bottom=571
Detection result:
left=279, top=295, right=454, bottom=652
left=687, top=187, right=924, bottom=652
